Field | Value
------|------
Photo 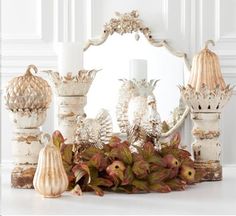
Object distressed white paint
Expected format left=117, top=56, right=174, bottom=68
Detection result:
left=1, top=0, right=236, bottom=165
left=57, top=96, right=87, bottom=144
left=12, top=128, right=44, bottom=164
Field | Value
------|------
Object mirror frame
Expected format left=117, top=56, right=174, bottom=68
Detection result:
left=83, top=10, right=191, bottom=138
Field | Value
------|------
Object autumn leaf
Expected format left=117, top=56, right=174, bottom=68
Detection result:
left=132, top=160, right=149, bottom=179
left=122, top=165, right=134, bottom=185
left=81, top=146, right=102, bottom=160
left=91, top=177, right=113, bottom=187
left=61, top=144, right=73, bottom=165
left=149, top=182, right=171, bottom=193
left=108, top=136, right=121, bottom=148
left=132, top=179, right=149, bottom=192
left=72, top=163, right=91, bottom=184
left=165, top=178, right=186, bottom=191
left=52, top=130, right=65, bottom=149
left=89, top=153, right=102, bottom=169
left=148, top=169, right=171, bottom=184
left=118, top=144, right=133, bottom=165
left=181, top=157, right=194, bottom=167
left=88, top=184, right=104, bottom=196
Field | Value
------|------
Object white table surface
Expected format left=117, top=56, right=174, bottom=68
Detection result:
left=1, top=165, right=236, bottom=215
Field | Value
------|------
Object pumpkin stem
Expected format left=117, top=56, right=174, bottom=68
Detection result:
left=204, top=40, right=215, bottom=49
left=25, top=64, right=38, bottom=75
left=41, top=133, right=51, bottom=145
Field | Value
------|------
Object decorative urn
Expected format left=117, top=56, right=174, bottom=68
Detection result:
left=4, top=65, right=52, bottom=188
left=180, top=40, right=234, bottom=181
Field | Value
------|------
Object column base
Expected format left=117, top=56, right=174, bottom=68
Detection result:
left=194, top=160, right=222, bottom=181
left=11, top=164, right=36, bottom=189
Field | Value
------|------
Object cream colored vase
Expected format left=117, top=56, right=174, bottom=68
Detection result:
left=33, top=137, right=68, bottom=198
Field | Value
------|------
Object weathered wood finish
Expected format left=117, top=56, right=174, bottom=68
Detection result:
left=57, top=96, right=87, bottom=144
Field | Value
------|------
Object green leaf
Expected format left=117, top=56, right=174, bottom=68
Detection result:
left=118, top=144, right=133, bottom=165
left=149, top=182, right=171, bottom=193
left=132, top=179, right=149, bottom=192
left=109, top=143, right=133, bottom=165
left=88, top=184, right=104, bottom=196
left=181, top=158, right=194, bottom=167
left=89, top=153, right=102, bottom=169
left=142, top=142, right=155, bottom=160
left=148, top=169, right=171, bottom=184
left=108, top=136, right=121, bottom=148
left=147, top=155, right=165, bottom=165
left=165, top=178, right=186, bottom=191
left=52, top=130, right=65, bottom=149
left=109, top=148, right=120, bottom=159
left=132, top=160, right=150, bottom=179
left=112, top=185, right=133, bottom=193
left=161, top=147, right=191, bottom=160
left=72, top=163, right=91, bottom=184
left=122, top=165, right=134, bottom=185
left=82, top=146, right=102, bottom=160
left=91, top=177, right=113, bottom=187
left=61, top=144, right=73, bottom=165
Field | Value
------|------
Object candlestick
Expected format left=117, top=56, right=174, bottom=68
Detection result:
left=55, top=42, right=83, bottom=76
left=129, top=59, right=147, bottom=80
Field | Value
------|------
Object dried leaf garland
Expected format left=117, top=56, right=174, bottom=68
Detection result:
left=52, top=130, right=205, bottom=196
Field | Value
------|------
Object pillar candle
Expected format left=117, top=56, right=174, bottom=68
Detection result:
left=129, top=59, right=147, bottom=81
left=56, top=42, right=83, bottom=76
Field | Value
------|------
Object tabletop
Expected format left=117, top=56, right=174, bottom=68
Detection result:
left=1, top=165, right=236, bottom=215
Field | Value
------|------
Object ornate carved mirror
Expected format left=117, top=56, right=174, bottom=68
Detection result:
left=84, top=11, right=191, bottom=137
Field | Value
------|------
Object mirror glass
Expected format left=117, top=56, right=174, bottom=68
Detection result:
left=84, top=33, right=190, bottom=132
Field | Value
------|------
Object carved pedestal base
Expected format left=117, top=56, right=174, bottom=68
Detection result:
left=11, top=165, right=36, bottom=189
left=11, top=128, right=44, bottom=188
left=191, top=113, right=222, bottom=181
left=194, top=161, right=222, bottom=181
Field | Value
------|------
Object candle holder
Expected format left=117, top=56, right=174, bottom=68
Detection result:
left=116, top=79, right=162, bottom=148
left=180, top=41, right=234, bottom=181
left=4, top=65, right=52, bottom=188
left=45, top=70, right=98, bottom=144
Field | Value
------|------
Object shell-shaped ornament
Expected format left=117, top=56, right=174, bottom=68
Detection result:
left=33, top=134, right=68, bottom=198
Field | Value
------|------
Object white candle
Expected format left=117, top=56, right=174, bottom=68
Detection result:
left=129, top=59, right=147, bottom=81
left=55, top=42, right=83, bottom=76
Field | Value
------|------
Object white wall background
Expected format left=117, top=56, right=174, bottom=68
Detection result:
left=1, top=0, right=236, bottom=165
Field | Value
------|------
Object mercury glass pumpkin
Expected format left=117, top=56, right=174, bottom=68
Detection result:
left=33, top=135, right=68, bottom=198
left=188, top=40, right=226, bottom=91
left=5, top=64, right=52, bottom=112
